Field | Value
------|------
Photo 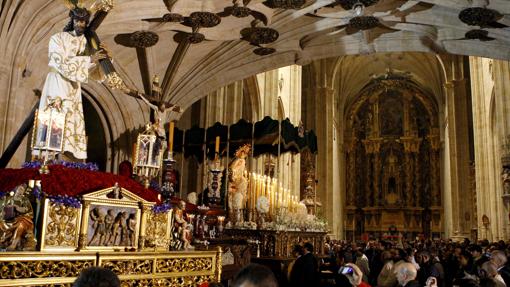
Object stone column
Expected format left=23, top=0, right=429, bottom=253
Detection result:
left=302, top=60, right=342, bottom=238
left=492, top=60, right=510, bottom=239
left=471, top=57, right=510, bottom=240
left=443, top=77, right=473, bottom=240
left=315, top=86, right=338, bottom=225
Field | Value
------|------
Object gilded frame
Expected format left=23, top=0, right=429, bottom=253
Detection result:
left=80, top=186, right=154, bottom=251
left=40, top=198, right=82, bottom=251
left=144, top=209, right=173, bottom=251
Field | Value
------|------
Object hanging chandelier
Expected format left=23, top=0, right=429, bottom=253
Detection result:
left=335, top=0, right=378, bottom=10
left=263, top=0, right=306, bottom=9
left=459, top=7, right=503, bottom=28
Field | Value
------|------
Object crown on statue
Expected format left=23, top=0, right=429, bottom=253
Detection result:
left=61, top=0, right=114, bottom=13
left=234, top=144, right=251, bottom=158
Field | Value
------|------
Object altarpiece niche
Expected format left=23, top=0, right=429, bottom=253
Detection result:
left=344, top=78, right=442, bottom=240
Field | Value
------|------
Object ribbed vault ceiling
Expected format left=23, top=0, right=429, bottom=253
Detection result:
left=2, top=0, right=509, bottom=110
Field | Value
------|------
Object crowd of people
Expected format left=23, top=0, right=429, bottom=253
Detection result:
left=72, top=238, right=510, bottom=287
left=319, top=238, right=510, bottom=287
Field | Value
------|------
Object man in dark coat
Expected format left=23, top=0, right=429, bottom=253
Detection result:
left=417, top=251, right=441, bottom=286
left=290, top=242, right=319, bottom=286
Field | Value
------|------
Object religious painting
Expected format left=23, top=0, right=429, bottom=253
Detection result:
left=137, top=136, right=151, bottom=166
left=379, top=90, right=403, bottom=136
left=32, top=108, right=66, bottom=152
left=86, top=204, right=140, bottom=249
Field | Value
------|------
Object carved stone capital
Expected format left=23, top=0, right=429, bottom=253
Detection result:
left=401, top=136, right=422, bottom=153
left=362, top=138, right=382, bottom=154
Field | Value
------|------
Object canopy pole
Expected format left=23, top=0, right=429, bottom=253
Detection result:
left=179, top=129, right=185, bottom=199
left=202, top=127, right=207, bottom=205
left=225, top=124, right=230, bottom=212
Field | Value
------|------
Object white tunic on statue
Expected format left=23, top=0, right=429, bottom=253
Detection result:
left=38, top=31, right=93, bottom=159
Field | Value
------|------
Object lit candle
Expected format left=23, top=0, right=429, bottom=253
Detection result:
left=169, top=121, right=175, bottom=153
left=256, top=174, right=261, bottom=203
left=215, top=136, right=220, bottom=158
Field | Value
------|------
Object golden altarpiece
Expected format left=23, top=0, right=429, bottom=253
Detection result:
left=344, top=73, right=443, bottom=240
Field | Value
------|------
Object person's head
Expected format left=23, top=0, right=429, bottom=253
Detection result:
left=12, top=183, right=28, bottom=200
left=118, top=160, right=133, bottom=177
left=490, top=250, right=507, bottom=267
left=303, top=242, right=314, bottom=254
left=73, top=267, right=120, bottom=287
left=335, top=251, right=345, bottom=266
left=355, top=248, right=364, bottom=257
left=179, top=200, right=186, bottom=210
left=417, top=251, right=431, bottom=265
left=395, top=248, right=407, bottom=262
left=460, top=250, right=473, bottom=267
left=481, top=261, right=499, bottom=278
left=394, top=262, right=417, bottom=286
left=292, top=244, right=304, bottom=257
left=381, top=251, right=392, bottom=263
left=64, top=8, right=90, bottom=36
left=231, top=263, right=277, bottom=287
left=469, top=244, right=483, bottom=258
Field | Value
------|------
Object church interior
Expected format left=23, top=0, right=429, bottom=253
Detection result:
left=1, top=0, right=510, bottom=286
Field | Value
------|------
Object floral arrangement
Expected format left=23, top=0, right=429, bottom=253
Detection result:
left=296, top=202, right=308, bottom=215
left=0, top=165, right=161, bottom=205
left=232, top=192, right=244, bottom=210
left=152, top=202, right=172, bottom=214
left=47, top=194, right=82, bottom=208
left=22, top=160, right=99, bottom=171
left=256, top=196, right=269, bottom=214
left=197, top=204, right=210, bottom=211
left=149, top=180, right=162, bottom=193
left=187, top=192, right=197, bottom=205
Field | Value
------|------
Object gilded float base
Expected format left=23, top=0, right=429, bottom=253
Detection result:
left=0, top=249, right=222, bottom=287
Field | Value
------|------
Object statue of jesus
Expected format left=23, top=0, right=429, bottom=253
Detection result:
left=36, top=7, right=107, bottom=160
